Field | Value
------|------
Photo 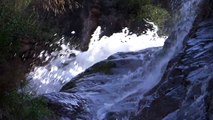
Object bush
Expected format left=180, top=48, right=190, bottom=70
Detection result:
left=127, top=0, right=170, bottom=29
left=0, top=91, right=51, bottom=120
left=0, top=0, right=41, bottom=59
left=0, top=2, right=53, bottom=119
left=138, top=4, right=170, bottom=27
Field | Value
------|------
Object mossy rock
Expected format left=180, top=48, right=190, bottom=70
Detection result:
left=87, top=61, right=117, bottom=75
left=61, top=61, right=116, bottom=91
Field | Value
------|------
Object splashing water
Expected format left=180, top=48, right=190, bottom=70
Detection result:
left=57, top=0, right=203, bottom=119
left=26, top=22, right=166, bottom=94
left=24, top=0, right=204, bottom=119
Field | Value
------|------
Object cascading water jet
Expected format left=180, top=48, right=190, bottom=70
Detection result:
left=25, top=0, right=204, bottom=119
left=25, top=23, right=166, bottom=95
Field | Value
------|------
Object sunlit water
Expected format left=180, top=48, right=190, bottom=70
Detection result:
left=25, top=22, right=166, bottom=94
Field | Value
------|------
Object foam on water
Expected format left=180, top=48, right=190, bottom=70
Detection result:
left=23, top=0, right=204, bottom=119
left=25, top=22, right=166, bottom=94
left=81, top=0, right=204, bottom=119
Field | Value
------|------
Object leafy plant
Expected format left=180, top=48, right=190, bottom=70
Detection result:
left=0, top=0, right=40, bottom=57
left=0, top=91, right=51, bottom=120
left=0, top=2, right=53, bottom=119
left=138, top=4, right=170, bottom=27
left=126, top=0, right=170, bottom=29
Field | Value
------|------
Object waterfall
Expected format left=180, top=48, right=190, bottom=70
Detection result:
left=26, top=22, right=166, bottom=94
left=91, top=1, right=203, bottom=119
left=25, top=0, right=204, bottom=119
left=139, top=0, right=203, bottom=92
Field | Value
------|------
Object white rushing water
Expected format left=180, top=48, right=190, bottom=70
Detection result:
left=25, top=0, right=203, bottom=119
left=26, top=22, right=166, bottom=94
left=73, top=0, right=203, bottom=119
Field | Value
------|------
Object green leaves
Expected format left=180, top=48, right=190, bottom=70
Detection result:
left=127, top=0, right=170, bottom=28
left=0, top=92, right=51, bottom=120
left=0, top=1, right=52, bottom=116
left=138, top=4, right=170, bottom=27
left=0, top=0, right=42, bottom=60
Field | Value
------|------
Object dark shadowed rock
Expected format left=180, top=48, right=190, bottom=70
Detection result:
left=133, top=2, right=213, bottom=119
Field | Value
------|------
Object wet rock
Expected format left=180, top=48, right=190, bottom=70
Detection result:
left=61, top=47, right=161, bottom=92
left=133, top=5, right=213, bottom=120
left=42, top=92, right=90, bottom=119
left=43, top=47, right=162, bottom=119
left=39, top=1, right=213, bottom=120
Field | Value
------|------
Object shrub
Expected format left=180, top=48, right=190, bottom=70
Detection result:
left=126, top=0, right=170, bottom=30
left=0, top=1, right=53, bottom=119
left=138, top=4, right=170, bottom=27
left=0, top=91, right=51, bottom=120
left=0, top=0, right=41, bottom=59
